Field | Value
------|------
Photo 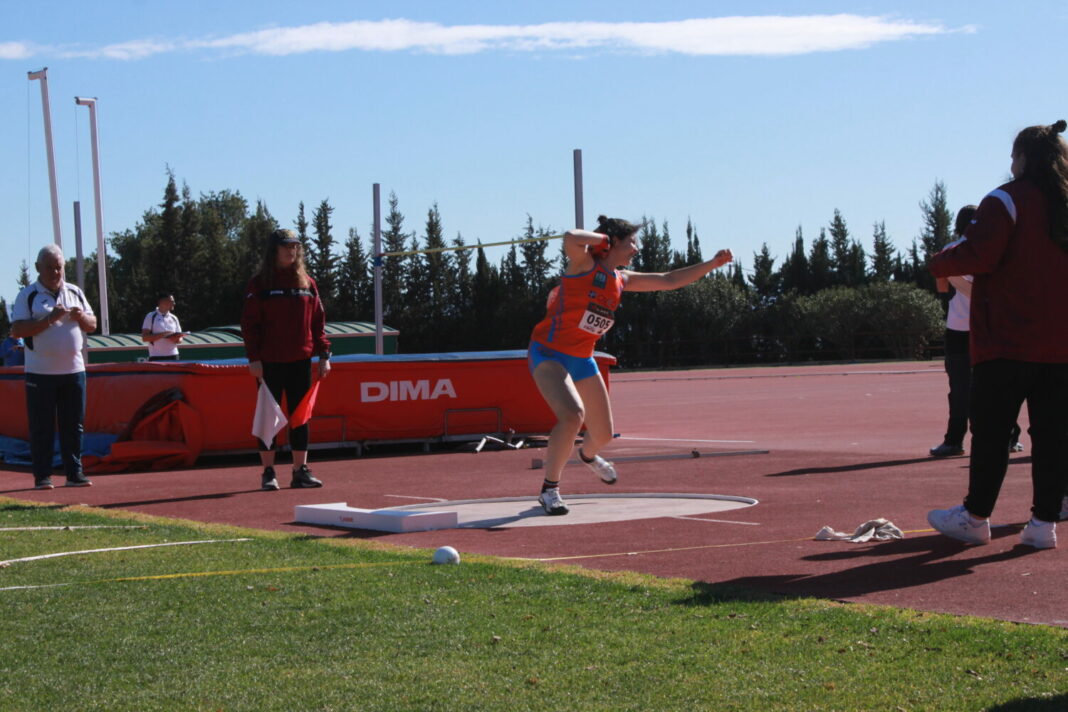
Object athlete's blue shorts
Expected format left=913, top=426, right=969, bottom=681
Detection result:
left=528, top=341, right=599, bottom=382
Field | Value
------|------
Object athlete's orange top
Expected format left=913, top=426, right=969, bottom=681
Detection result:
left=530, top=262, right=626, bottom=358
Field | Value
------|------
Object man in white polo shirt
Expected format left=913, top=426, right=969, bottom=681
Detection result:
left=141, top=292, right=183, bottom=361
left=11, top=244, right=97, bottom=489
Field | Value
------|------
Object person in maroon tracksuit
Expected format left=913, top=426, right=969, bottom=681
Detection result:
left=241, top=229, right=332, bottom=491
left=927, top=120, right=1068, bottom=549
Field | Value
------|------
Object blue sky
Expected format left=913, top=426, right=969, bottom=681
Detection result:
left=3, top=1, right=1066, bottom=312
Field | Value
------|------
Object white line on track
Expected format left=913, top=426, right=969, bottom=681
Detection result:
left=671, top=516, right=761, bottom=525
left=617, top=436, right=756, bottom=444
left=382, top=495, right=448, bottom=502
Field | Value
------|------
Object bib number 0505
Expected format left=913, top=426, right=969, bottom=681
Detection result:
left=579, top=302, right=615, bottom=336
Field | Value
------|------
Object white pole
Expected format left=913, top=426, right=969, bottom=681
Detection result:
left=73, top=201, right=84, bottom=287
left=75, top=97, right=110, bottom=336
left=372, top=183, right=383, bottom=355
left=573, top=148, right=584, bottom=229
left=27, top=68, right=63, bottom=248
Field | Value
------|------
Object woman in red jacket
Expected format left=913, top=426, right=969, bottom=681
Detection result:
left=241, top=229, right=332, bottom=491
left=528, top=215, right=733, bottom=515
left=927, top=120, right=1068, bottom=548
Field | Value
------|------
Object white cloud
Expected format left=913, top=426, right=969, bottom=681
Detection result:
left=0, top=41, right=36, bottom=60
left=62, top=39, right=179, bottom=61
left=195, top=16, right=954, bottom=57
left=6, top=15, right=965, bottom=62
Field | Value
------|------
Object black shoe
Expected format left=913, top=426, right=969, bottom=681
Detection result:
left=291, top=465, right=323, bottom=488
left=929, top=443, right=965, bottom=458
left=64, top=473, right=93, bottom=487
left=261, top=466, right=279, bottom=491
left=34, top=477, right=54, bottom=490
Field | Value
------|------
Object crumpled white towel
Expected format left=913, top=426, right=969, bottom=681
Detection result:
left=815, top=518, right=904, bottom=543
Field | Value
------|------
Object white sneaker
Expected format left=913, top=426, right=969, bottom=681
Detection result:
left=927, top=504, right=991, bottom=544
left=1009, top=442, right=1024, bottom=453
left=1020, top=518, right=1057, bottom=549
left=582, top=453, right=617, bottom=484
left=538, top=488, right=569, bottom=516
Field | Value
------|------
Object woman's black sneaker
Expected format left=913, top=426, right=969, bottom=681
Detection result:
left=291, top=465, right=323, bottom=488
left=261, top=466, right=280, bottom=491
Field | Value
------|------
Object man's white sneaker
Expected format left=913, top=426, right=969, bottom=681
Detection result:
left=927, top=504, right=991, bottom=544
left=538, top=488, right=569, bottom=516
left=1020, top=519, right=1057, bottom=549
left=582, top=453, right=617, bottom=484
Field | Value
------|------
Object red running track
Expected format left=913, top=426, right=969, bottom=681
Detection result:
left=2, top=361, right=1064, bottom=627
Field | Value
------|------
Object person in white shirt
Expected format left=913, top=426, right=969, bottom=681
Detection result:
left=141, top=293, right=183, bottom=361
left=10, top=244, right=97, bottom=489
left=930, top=207, right=1022, bottom=458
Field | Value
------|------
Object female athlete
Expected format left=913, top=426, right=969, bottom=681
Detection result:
left=529, top=215, right=733, bottom=515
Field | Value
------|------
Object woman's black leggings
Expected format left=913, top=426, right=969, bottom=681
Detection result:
left=258, top=358, right=312, bottom=452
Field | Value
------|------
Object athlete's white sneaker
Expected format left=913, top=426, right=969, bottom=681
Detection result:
left=583, top=453, right=617, bottom=484
left=538, top=488, right=569, bottom=516
left=927, top=504, right=991, bottom=545
left=1020, top=518, right=1057, bottom=549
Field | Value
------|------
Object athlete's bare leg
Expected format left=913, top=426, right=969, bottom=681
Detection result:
left=532, top=360, right=585, bottom=484
left=574, top=372, right=613, bottom=458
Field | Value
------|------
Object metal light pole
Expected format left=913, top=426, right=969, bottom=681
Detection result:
left=27, top=68, right=63, bottom=248
left=73, top=201, right=85, bottom=287
left=372, top=183, right=383, bottom=355
left=573, top=149, right=584, bottom=229
left=74, top=96, right=110, bottom=335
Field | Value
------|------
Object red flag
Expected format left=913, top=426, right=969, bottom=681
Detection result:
left=251, top=380, right=287, bottom=445
left=289, top=380, right=321, bottom=428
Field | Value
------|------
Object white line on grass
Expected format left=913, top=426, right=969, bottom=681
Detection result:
left=0, top=560, right=418, bottom=592
left=0, top=526, right=149, bottom=532
left=0, top=538, right=251, bottom=567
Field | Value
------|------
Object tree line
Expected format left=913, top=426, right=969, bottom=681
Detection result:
left=1, top=173, right=959, bottom=367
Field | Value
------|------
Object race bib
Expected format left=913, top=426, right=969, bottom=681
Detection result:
left=579, top=302, right=615, bottom=336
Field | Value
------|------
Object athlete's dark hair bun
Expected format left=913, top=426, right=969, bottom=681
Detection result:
left=594, top=215, right=641, bottom=241
left=1053, top=119, right=1067, bottom=134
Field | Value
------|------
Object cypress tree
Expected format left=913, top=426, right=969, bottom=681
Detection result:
left=518, top=216, right=554, bottom=296
left=381, top=192, right=409, bottom=325
left=336, top=227, right=372, bottom=322
left=418, top=204, right=449, bottom=350
left=919, top=180, right=953, bottom=259
left=779, top=226, right=809, bottom=294
left=917, top=181, right=953, bottom=291
left=472, top=244, right=502, bottom=348
left=871, top=220, right=895, bottom=282
left=828, top=209, right=853, bottom=285
left=0, top=298, right=10, bottom=335
left=808, top=228, right=834, bottom=292
left=309, top=199, right=338, bottom=313
left=295, top=202, right=309, bottom=245
left=449, top=232, right=474, bottom=349
left=749, top=243, right=780, bottom=303
left=685, top=219, right=703, bottom=264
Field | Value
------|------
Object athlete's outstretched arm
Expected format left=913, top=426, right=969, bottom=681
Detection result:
left=622, top=249, right=733, bottom=292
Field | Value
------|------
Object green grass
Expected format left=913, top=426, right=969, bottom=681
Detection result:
left=0, top=499, right=1065, bottom=712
